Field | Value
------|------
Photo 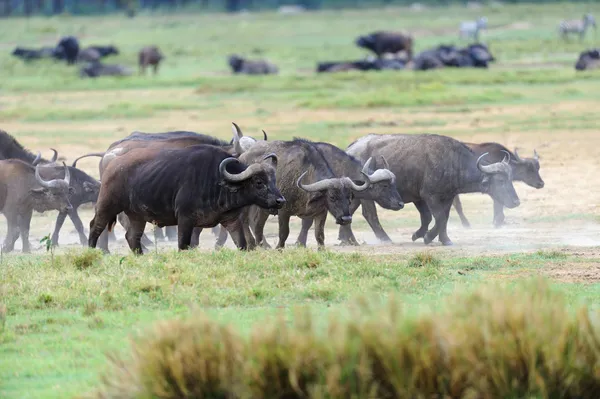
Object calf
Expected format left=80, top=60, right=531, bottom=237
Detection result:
left=139, top=46, right=164, bottom=75
left=355, top=31, right=413, bottom=61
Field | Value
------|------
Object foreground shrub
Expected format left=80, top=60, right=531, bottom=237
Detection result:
left=95, top=279, right=600, bottom=398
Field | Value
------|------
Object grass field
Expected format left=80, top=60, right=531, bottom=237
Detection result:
left=1, top=2, right=600, bottom=398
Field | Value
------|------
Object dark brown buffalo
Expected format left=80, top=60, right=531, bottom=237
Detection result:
left=0, top=130, right=57, bottom=165
left=228, top=54, right=279, bottom=75
left=575, top=49, right=600, bottom=71
left=88, top=145, right=284, bottom=254
left=452, top=142, right=543, bottom=228
left=75, top=124, right=266, bottom=251
left=355, top=31, right=414, bottom=60
left=347, top=133, right=520, bottom=246
left=80, top=62, right=131, bottom=78
left=138, top=46, right=164, bottom=75
left=238, top=139, right=371, bottom=249
left=0, top=161, right=72, bottom=253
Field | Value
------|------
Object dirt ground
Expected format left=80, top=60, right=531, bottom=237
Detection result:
left=1, top=92, right=599, bottom=282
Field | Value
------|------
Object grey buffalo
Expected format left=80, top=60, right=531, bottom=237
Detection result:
left=346, top=133, right=520, bottom=245
left=237, top=138, right=371, bottom=249
left=452, top=142, right=543, bottom=228
left=228, top=54, right=279, bottom=75
left=0, top=161, right=73, bottom=253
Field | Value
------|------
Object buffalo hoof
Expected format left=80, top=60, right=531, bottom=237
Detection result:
left=423, top=232, right=437, bottom=245
left=461, top=221, right=471, bottom=229
left=493, top=221, right=505, bottom=228
left=439, top=238, right=453, bottom=246
left=260, top=240, right=272, bottom=249
left=295, top=241, right=307, bottom=248
left=412, top=231, right=425, bottom=242
left=337, top=239, right=359, bottom=247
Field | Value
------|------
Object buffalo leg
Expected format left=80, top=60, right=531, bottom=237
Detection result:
left=51, top=210, right=69, bottom=246
left=313, top=212, right=327, bottom=249
left=424, top=198, right=453, bottom=246
left=276, top=212, right=291, bottom=249
left=338, top=199, right=361, bottom=246
left=215, top=225, right=230, bottom=249
left=252, top=209, right=271, bottom=249
left=493, top=200, right=506, bottom=228
left=89, top=213, right=117, bottom=253
left=296, top=218, right=313, bottom=247
left=360, top=200, right=392, bottom=243
left=412, top=200, right=432, bottom=242
left=2, top=214, right=20, bottom=253
left=177, top=219, right=195, bottom=251
left=222, top=216, right=247, bottom=250
left=452, top=195, right=471, bottom=228
left=124, top=215, right=146, bottom=255
left=18, top=210, right=33, bottom=253
left=96, top=228, right=110, bottom=253
left=68, top=208, right=88, bottom=246
left=190, top=227, right=201, bottom=248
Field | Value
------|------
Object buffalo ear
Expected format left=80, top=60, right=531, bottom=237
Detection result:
left=83, top=182, right=94, bottom=192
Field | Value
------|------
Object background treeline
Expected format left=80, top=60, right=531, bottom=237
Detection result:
left=0, top=0, right=594, bottom=17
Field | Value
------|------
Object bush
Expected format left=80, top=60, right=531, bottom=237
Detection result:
left=407, top=252, right=441, bottom=268
left=94, top=279, right=600, bottom=398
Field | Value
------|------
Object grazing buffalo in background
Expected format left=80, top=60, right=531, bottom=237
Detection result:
left=355, top=31, right=414, bottom=61
left=317, top=57, right=406, bottom=73
left=54, top=36, right=80, bottom=65
left=78, top=48, right=101, bottom=63
left=413, top=43, right=495, bottom=70
left=88, top=145, right=284, bottom=253
left=228, top=54, right=279, bottom=75
left=138, top=46, right=164, bottom=75
left=79, top=62, right=132, bottom=78
left=0, top=161, right=73, bottom=253
left=87, top=45, right=119, bottom=57
left=11, top=46, right=56, bottom=62
left=74, top=123, right=267, bottom=251
left=575, top=48, right=600, bottom=71
left=346, top=133, right=520, bottom=246
left=294, top=142, right=403, bottom=246
left=452, top=143, right=543, bottom=228
left=238, top=138, right=371, bottom=248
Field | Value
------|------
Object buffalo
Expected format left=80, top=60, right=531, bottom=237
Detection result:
left=355, top=31, right=413, bottom=61
left=79, top=61, right=132, bottom=78
left=452, top=143, right=543, bottom=228
left=74, top=124, right=267, bottom=251
left=317, top=57, right=406, bottom=73
left=0, top=130, right=57, bottom=165
left=54, top=36, right=80, bottom=65
left=78, top=48, right=102, bottom=63
left=0, top=161, right=73, bottom=253
left=139, top=46, right=164, bottom=75
left=88, top=145, right=284, bottom=253
left=237, top=138, right=371, bottom=249
left=11, top=46, right=56, bottom=62
left=294, top=142, right=403, bottom=246
left=346, top=133, right=520, bottom=245
left=413, top=43, right=495, bottom=70
left=575, top=49, right=600, bottom=71
left=228, top=54, right=279, bottom=75
left=87, top=45, right=119, bottom=57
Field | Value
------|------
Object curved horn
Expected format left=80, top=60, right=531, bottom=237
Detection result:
left=477, top=152, right=507, bottom=174
left=71, top=152, right=105, bottom=167
left=513, top=147, right=522, bottom=162
left=262, top=130, right=268, bottom=141
left=35, top=164, right=54, bottom=188
left=345, top=177, right=370, bottom=192
left=262, top=153, right=277, bottom=167
left=361, top=157, right=373, bottom=176
left=62, top=162, right=70, bottom=186
left=232, top=122, right=244, bottom=138
left=50, top=148, right=58, bottom=163
left=297, top=172, right=335, bottom=193
left=231, top=123, right=243, bottom=155
left=32, top=152, right=42, bottom=166
left=381, top=155, right=390, bottom=170
left=219, top=157, right=256, bottom=182
left=533, top=149, right=539, bottom=160
left=501, top=150, right=511, bottom=163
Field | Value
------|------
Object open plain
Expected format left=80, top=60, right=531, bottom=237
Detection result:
left=1, top=3, right=600, bottom=398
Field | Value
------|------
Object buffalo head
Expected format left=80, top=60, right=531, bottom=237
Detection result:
left=355, top=35, right=376, bottom=53
left=31, top=163, right=74, bottom=213
left=219, top=153, right=285, bottom=212
left=512, top=148, right=544, bottom=189
left=297, top=171, right=370, bottom=225
left=477, top=152, right=520, bottom=209
left=228, top=54, right=245, bottom=73
left=360, top=157, right=404, bottom=211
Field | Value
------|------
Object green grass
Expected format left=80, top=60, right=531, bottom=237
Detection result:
left=1, top=3, right=600, bottom=397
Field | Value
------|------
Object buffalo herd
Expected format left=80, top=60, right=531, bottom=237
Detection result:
left=0, top=126, right=544, bottom=254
